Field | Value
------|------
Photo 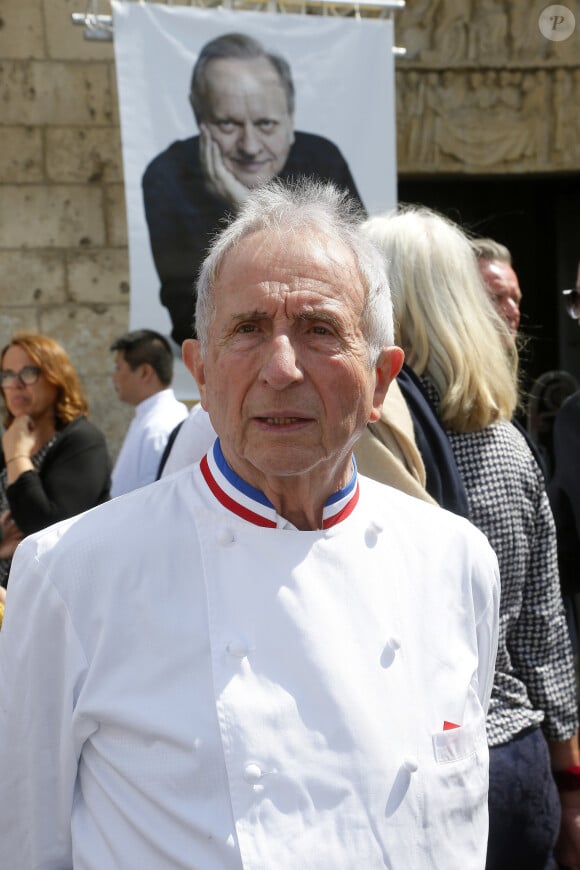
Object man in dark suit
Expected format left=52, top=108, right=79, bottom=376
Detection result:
left=142, top=32, right=364, bottom=345
left=550, top=274, right=580, bottom=601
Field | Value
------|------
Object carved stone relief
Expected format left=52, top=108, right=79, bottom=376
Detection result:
left=395, top=0, right=580, bottom=174
left=552, top=69, right=580, bottom=166
left=397, top=69, right=555, bottom=173
left=397, top=0, right=580, bottom=66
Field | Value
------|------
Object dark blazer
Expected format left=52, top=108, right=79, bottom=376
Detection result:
left=549, top=391, right=580, bottom=595
left=396, top=365, right=470, bottom=518
left=142, top=131, right=365, bottom=344
left=2, top=416, right=111, bottom=537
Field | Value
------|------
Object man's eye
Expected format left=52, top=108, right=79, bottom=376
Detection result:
left=217, top=122, right=236, bottom=134
left=237, top=323, right=258, bottom=334
left=256, top=121, right=276, bottom=132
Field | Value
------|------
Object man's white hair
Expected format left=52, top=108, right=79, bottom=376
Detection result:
left=194, top=178, right=395, bottom=364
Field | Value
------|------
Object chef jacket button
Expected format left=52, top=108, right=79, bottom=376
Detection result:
left=244, top=763, right=263, bottom=783
left=365, top=520, right=383, bottom=548
left=218, top=527, right=236, bottom=546
left=403, top=756, right=418, bottom=773
left=227, top=640, right=249, bottom=658
left=387, top=636, right=401, bottom=651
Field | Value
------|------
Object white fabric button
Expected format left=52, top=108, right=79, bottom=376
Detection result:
left=227, top=640, right=249, bottom=658
left=365, top=519, right=383, bottom=547
left=380, top=636, right=401, bottom=668
left=402, top=756, right=418, bottom=773
left=217, top=527, right=236, bottom=546
left=243, top=763, right=262, bottom=783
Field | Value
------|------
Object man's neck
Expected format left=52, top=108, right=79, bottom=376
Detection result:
left=216, top=442, right=355, bottom=531
left=260, top=481, right=337, bottom=531
left=134, top=386, right=168, bottom=409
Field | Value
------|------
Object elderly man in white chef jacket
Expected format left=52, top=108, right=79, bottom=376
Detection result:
left=0, top=179, right=500, bottom=870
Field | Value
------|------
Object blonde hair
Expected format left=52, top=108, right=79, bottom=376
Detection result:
left=362, top=206, right=518, bottom=432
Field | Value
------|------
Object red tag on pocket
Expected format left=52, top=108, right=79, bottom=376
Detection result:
left=443, top=720, right=460, bottom=731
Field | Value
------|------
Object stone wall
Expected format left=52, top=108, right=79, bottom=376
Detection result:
left=0, top=0, right=132, bottom=456
left=1, top=0, right=579, bottom=457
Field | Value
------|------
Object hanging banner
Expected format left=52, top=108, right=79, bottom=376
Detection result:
left=113, top=1, right=396, bottom=398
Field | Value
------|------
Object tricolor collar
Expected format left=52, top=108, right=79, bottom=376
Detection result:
left=200, top=439, right=359, bottom=530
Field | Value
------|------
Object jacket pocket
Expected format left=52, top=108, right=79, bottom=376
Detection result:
left=432, top=716, right=487, bottom=764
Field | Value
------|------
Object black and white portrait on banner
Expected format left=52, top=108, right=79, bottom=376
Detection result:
left=113, top=1, right=396, bottom=398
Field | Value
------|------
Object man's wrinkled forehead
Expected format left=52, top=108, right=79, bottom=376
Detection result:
left=203, top=57, right=292, bottom=114
left=214, top=227, right=361, bottom=294
left=479, top=259, right=521, bottom=293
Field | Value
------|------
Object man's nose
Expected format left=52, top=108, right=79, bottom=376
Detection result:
left=236, top=123, right=261, bottom=156
left=259, top=335, right=303, bottom=389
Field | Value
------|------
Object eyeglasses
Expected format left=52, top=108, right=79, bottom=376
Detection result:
left=562, top=288, right=580, bottom=321
left=0, top=365, right=42, bottom=389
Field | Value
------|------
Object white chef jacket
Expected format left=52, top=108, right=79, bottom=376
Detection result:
left=111, top=387, right=187, bottom=496
left=0, top=442, right=499, bottom=870
left=160, top=402, right=215, bottom=477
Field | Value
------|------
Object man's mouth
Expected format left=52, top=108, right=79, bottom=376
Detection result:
left=234, top=158, right=270, bottom=170
left=258, top=416, right=305, bottom=425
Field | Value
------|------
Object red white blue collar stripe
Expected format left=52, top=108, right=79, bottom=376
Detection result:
left=200, top=439, right=359, bottom=529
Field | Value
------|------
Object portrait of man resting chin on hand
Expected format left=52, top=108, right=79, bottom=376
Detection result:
left=142, top=31, right=363, bottom=345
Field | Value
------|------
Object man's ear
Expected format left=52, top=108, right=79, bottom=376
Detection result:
left=369, top=346, right=405, bottom=423
left=182, top=339, right=208, bottom=409
left=139, top=362, right=155, bottom=385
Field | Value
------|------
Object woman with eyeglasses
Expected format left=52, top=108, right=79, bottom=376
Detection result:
left=0, top=333, right=111, bottom=591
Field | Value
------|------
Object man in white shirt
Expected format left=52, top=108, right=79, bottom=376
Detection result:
left=110, top=328, right=188, bottom=496
left=0, top=180, right=500, bottom=869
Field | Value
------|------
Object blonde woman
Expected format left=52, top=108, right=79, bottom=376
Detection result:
left=362, top=206, right=580, bottom=870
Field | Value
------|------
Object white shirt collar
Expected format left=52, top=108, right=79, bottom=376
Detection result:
left=134, top=388, right=175, bottom=418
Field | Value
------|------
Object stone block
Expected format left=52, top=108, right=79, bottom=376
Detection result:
left=46, top=127, right=123, bottom=183
left=67, top=248, right=130, bottom=305
left=88, top=374, right=132, bottom=462
left=45, top=0, right=115, bottom=62
left=40, top=301, right=129, bottom=376
left=0, top=60, right=113, bottom=125
left=0, top=127, right=44, bottom=184
left=104, top=183, right=128, bottom=247
left=0, top=250, right=66, bottom=304
left=0, top=310, right=40, bottom=348
left=0, top=186, right=105, bottom=248
left=109, top=62, right=120, bottom=127
left=0, top=126, right=43, bottom=183
left=0, top=0, right=44, bottom=60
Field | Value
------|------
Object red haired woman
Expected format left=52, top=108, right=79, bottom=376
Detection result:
left=0, top=333, right=111, bottom=588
